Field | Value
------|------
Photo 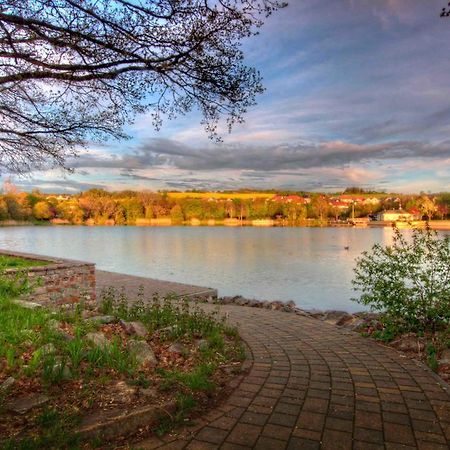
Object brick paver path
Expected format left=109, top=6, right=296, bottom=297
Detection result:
left=97, top=272, right=450, bottom=450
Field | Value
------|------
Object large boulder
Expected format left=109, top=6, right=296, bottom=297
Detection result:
left=128, top=340, right=157, bottom=367
left=86, top=332, right=109, bottom=347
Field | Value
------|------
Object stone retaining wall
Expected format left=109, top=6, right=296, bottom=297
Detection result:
left=0, top=250, right=96, bottom=307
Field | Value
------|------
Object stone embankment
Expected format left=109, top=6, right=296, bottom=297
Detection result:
left=0, top=250, right=96, bottom=307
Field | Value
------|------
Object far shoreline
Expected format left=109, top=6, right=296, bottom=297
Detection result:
left=2, top=219, right=450, bottom=230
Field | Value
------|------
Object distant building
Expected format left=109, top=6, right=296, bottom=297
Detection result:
left=363, top=197, right=381, bottom=205
left=329, top=200, right=350, bottom=210
left=338, top=195, right=365, bottom=203
left=376, top=210, right=417, bottom=222
left=270, top=195, right=310, bottom=205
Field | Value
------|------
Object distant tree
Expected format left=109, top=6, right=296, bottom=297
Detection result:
left=417, top=195, right=437, bottom=220
left=4, top=195, right=23, bottom=220
left=436, top=193, right=450, bottom=219
left=120, top=198, right=144, bottom=224
left=56, top=201, right=84, bottom=223
left=170, top=204, right=184, bottom=224
left=282, top=202, right=306, bottom=224
left=0, top=0, right=286, bottom=173
left=310, top=196, right=329, bottom=221
left=33, top=201, right=54, bottom=220
left=0, top=198, right=9, bottom=220
left=182, top=199, right=204, bottom=220
left=343, top=187, right=365, bottom=194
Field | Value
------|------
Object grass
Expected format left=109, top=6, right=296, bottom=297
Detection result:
left=0, top=255, right=50, bottom=270
left=0, top=276, right=244, bottom=447
left=2, top=408, right=82, bottom=450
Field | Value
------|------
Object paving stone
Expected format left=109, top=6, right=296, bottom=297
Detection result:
left=227, top=423, right=262, bottom=447
left=254, top=436, right=287, bottom=449
left=287, top=437, right=320, bottom=450
left=99, top=272, right=450, bottom=449
left=194, top=426, right=228, bottom=445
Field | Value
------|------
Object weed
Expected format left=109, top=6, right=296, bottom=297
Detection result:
left=426, top=343, right=439, bottom=372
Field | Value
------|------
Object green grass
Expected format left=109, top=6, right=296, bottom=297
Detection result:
left=0, top=277, right=244, bottom=445
left=2, top=408, right=82, bottom=450
left=0, top=279, right=136, bottom=385
left=0, top=255, right=50, bottom=270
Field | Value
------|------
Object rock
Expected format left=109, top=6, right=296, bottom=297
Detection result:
left=270, top=301, right=284, bottom=311
left=12, top=300, right=42, bottom=310
left=439, top=348, right=450, bottom=365
left=140, top=387, right=157, bottom=398
left=322, top=311, right=349, bottom=322
left=58, top=331, right=74, bottom=342
left=168, top=342, right=188, bottom=355
left=7, top=393, right=50, bottom=414
left=294, top=308, right=310, bottom=317
left=195, top=339, right=209, bottom=351
left=1, top=377, right=15, bottom=391
left=206, top=296, right=215, bottom=304
left=336, top=314, right=355, bottom=327
left=247, top=300, right=260, bottom=307
left=348, top=319, right=367, bottom=331
left=120, top=320, right=148, bottom=337
left=286, top=300, right=296, bottom=309
left=128, top=340, right=157, bottom=367
left=391, top=335, right=425, bottom=353
left=113, top=381, right=136, bottom=402
left=86, top=315, right=117, bottom=324
left=52, top=362, right=71, bottom=380
left=236, top=298, right=249, bottom=306
left=36, top=343, right=56, bottom=356
left=85, top=332, right=108, bottom=347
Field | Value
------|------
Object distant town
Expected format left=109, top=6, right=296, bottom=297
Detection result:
left=0, top=182, right=449, bottom=228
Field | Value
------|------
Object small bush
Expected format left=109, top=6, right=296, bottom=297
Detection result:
left=352, top=226, right=450, bottom=332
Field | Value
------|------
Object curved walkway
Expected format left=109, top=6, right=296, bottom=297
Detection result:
left=97, top=272, right=450, bottom=450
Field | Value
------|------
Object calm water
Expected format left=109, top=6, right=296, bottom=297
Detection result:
left=0, top=226, right=443, bottom=312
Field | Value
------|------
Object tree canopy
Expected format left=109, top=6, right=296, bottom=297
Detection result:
left=0, top=0, right=286, bottom=173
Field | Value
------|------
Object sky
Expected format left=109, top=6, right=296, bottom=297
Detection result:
left=7, top=0, right=450, bottom=193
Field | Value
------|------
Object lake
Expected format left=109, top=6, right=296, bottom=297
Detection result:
left=0, top=226, right=446, bottom=312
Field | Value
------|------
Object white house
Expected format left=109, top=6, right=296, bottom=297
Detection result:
left=376, top=210, right=416, bottom=222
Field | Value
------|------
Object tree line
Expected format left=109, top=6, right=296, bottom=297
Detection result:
left=0, top=188, right=449, bottom=225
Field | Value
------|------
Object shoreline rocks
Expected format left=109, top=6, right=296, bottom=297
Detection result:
left=211, top=295, right=380, bottom=331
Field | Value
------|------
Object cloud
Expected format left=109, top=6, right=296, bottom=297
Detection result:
left=10, top=177, right=105, bottom=193
left=68, top=138, right=450, bottom=173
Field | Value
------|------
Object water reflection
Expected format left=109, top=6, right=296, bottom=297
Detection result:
left=0, top=226, right=441, bottom=312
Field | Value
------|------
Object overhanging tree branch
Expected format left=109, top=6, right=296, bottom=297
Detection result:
left=0, top=0, right=287, bottom=174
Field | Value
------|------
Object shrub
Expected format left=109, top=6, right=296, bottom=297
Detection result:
left=352, top=226, right=450, bottom=332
